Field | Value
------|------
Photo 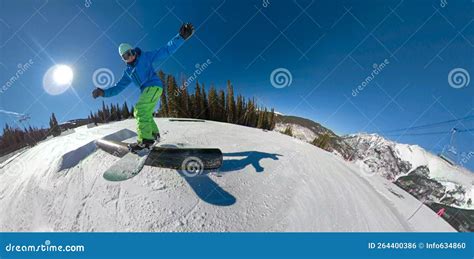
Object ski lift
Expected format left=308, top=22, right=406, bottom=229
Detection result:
left=438, top=128, right=457, bottom=166
left=18, top=114, right=31, bottom=123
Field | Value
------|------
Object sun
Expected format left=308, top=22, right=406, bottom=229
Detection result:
left=43, top=64, right=74, bottom=95
left=53, top=65, right=73, bottom=85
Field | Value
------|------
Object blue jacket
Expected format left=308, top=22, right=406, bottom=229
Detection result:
left=103, top=34, right=185, bottom=97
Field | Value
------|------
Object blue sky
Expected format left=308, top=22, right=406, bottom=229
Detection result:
left=0, top=0, right=473, bottom=170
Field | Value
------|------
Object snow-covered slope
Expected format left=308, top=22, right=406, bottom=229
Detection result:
left=274, top=115, right=353, bottom=159
left=274, top=123, right=317, bottom=142
left=345, top=133, right=474, bottom=210
left=0, top=119, right=454, bottom=232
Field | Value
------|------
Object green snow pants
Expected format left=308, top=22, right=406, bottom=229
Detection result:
left=134, top=86, right=162, bottom=142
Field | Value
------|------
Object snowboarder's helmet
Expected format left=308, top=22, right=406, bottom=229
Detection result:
left=118, top=43, right=133, bottom=57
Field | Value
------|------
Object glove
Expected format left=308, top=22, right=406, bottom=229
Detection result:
left=179, top=23, right=194, bottom=40
left=92, top=88, right=104, bottom=99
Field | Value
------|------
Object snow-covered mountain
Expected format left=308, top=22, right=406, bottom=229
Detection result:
left=0, top=118, right=454, bottom=232
left=344, top=133, right=474, bottom=210
left=272, top=115, right=473, bottom=214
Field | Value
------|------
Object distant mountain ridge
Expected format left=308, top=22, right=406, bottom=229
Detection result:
left=273, top=115, right=473, bottom=211
left=274, top=115, right=354, bottom=159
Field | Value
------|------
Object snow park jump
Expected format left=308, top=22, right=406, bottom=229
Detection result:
left=0, top=0, right=472, bottom=258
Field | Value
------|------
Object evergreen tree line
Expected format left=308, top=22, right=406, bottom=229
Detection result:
left=0, top=123, right=49, bottom=157
left=312, top=133, right=331, bottom=150
left=155, top=71, right=276, bottom=130
left=88, top=101, right=133, bottom=124
left=0, top=101, right=133, bottom=157
left=1, top=72, right=276, bottom=157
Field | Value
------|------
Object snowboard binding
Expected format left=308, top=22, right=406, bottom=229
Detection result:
left=128, top=139, right=155, bottom=154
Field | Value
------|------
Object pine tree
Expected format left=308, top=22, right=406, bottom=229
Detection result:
left=245, top=98, right=257, bottom=127
left=235, top=95, right=244, bottom=125
left=201, top=84, right=209, bottom=119
left=218, top=89, right=226, bottom=122
left=166, top=76, right=179, bottom=117
left=116, top=103, right=122, bottom=120
left=157, top=70, right=166, bottom=86
left=283, top=125, right=293, bottom=136
left=186, top=93, right=193, bottom=118
left=122, top=102, right=130, bottom=119
left=89, top=111, right=95, bottom=124
left=257, top=110, right=264, bottom=129
left=268, top=108, right=276, bottom=130
left=193, top=82, right=202, bottom=118
left=208, top=86, right=218, bottom=121
left=109, top=103, right=116, bottom=121
left=312, top=133, right=331, bottom=150
left=175, top=78, right=184, bottom=117
left=226, top=80, right=235, bottom=123
left=156, top=70, right=169, bottom=117
left=130, top=105, right=135, bottom=118
left=101, top=101, right=108, bottom=122
left=158, top=88, right=169, bottom=117
left=49, top=113, right=61, bottom=137
left=179, top=80, right=190, bottom=118
left=262, top=108, right=269, bottom=129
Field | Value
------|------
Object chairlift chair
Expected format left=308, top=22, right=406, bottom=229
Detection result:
left=438, top=128, right=458, bottom=166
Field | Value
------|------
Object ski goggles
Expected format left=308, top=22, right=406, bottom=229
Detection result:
left=121, top=49, right=135, bottom=61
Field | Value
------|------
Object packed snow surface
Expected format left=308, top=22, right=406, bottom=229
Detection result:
left=0, top=119, right=454, bottom=232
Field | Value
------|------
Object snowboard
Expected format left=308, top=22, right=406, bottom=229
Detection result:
left=103, top=148, right=151, bottom=181
left=95, top=138, right=223, bottom=181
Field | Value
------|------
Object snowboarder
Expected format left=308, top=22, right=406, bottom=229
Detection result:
left=92, top=23, right=194, bottom=153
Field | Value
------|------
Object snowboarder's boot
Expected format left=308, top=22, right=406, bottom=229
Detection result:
left=128, top=139, right=155, bottom=154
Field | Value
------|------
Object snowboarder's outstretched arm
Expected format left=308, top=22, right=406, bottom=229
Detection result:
left=92, top=70, right=131, bottom=99
left=102, top=71, right=132, bottom=97
left=150, top=23, right=194, bottom=62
